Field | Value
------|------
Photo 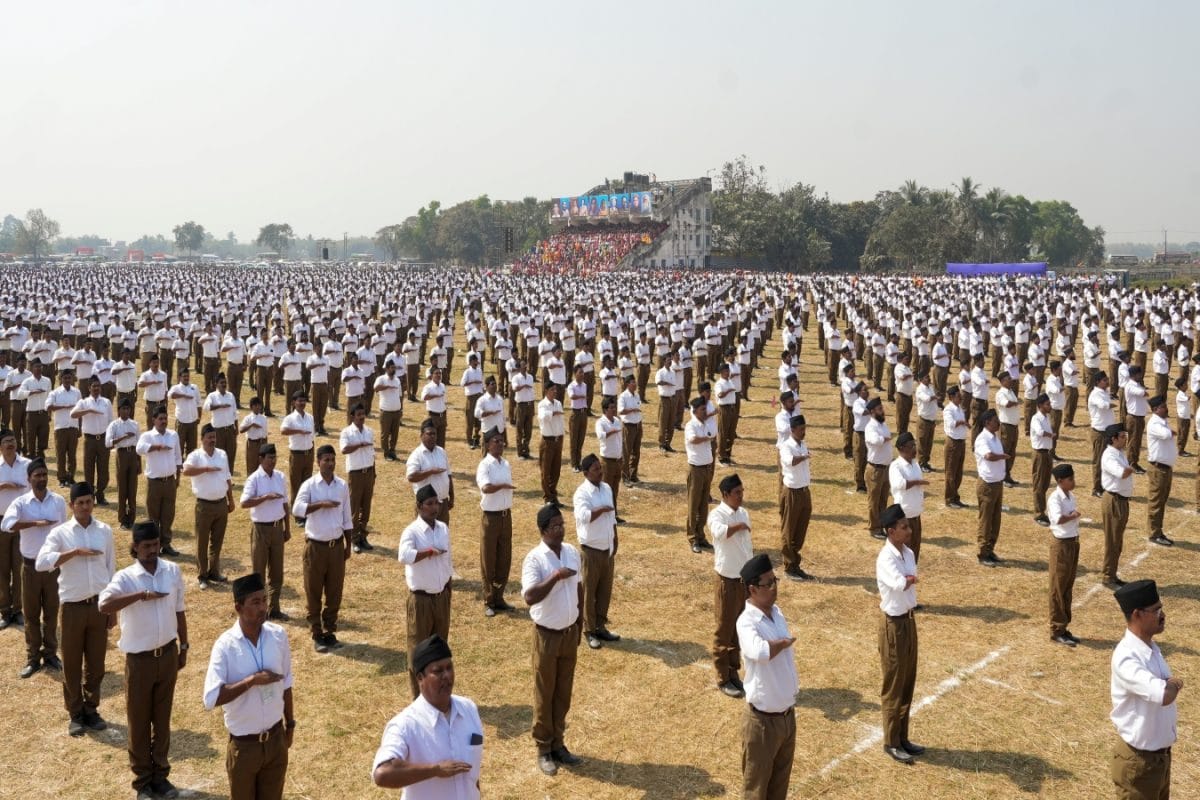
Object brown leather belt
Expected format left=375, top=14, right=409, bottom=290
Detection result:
left=750, top=705, right=793, bottom=717
left=230, top=719, right=283, bottom=743
left=130, top=641, right=177, bottom=658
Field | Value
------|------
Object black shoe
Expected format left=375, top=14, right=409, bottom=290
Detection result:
left=359, top=539, right=374, bottom=551
left=137, top=787, right=157, bottom=800
left=10, top=611, right=23, bottom=626
left=1103, top=577, right=1127, bottom=589
left=209, top=573, right=228, bottom=583
left=902, top=740, right=926, bottom=756
left=1149, top=534, right=1174, bottom=547
left=855, top=487, right=867, bottom=494
left=1034, top=515, right=1051, bottom=527
left=884, top=745, right=914, bottom=764
left=43, top=654, right=62, bottom=671
left=586, top=634, right=602, bottom=650
left=0, top=616, right=7, bottom=631
left=483, top=605, right=496, bottom=617
left=120, top=520, right=132, bottom=530
left=919, top=463, right=933, bottom=473
left=160, top=545, right=180, bottom=557
left=871, top=530, right=887, bottom=540
left=1132, top=466, right=1146, bottom=475
left=68, top=715, right=86, bottom=737
left=353, top=543, right=364, bottom=554
left=663, top=446, right=676, bottom=453
left=494, top=600, right=515, bottom=612
left=730, top=675, right=745, bottom=692
left=1091, top=490, right=1104, bottom=498
left=95, top=495, right=110, bottom=506
left=978, top=555, right=1000, bottom=568
left=268, top=610, right=289, bottom=621
left=785, top=568, right=813, bottom=582
left=151, top=778, right=180, bottom=799
left=551, top=747, right=582, bottom=766
left=323, top=633, right=342, bottom=649
left=695, top=541, right=714, bottom=552
left=947, top=501, right=968, bottom=509
left=1064, top=631, right=1081, bottom=644
left=82, top=709, right=107, bottom=731
left=538, top=753, right=558, bottom=776
left=719, top=680, right=745, bottom=698
left=1051, top=634, right=1077, bottom=648
left=197, top=577, right=209, bottom=589
left=314, top=635, right=330, bottom=653
left=1003, top=479, right=1017, bottom=489
left=691, top=544, right=703, bottom=553
left=19, top=661, right=39, bottom=679
left=593, top=628, right=620, bottom=642
left=294, top=516, right=306, bottom=526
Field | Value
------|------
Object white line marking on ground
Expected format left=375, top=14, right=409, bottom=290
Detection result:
left=818, top=646, right=1010, bottom=777
left=980, top=677, right=1065, bottom=706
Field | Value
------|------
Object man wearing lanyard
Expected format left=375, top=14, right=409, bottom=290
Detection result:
left=36, top=481, right=116, bottom=736
left=240, top=445, right=291, bottom=620
left=135, top=406, right=183, bottom=557
left=99, top=521, right=188, bottom=800
left=371, top=635, right=482, bottom=797
left=574, top=454, right=620, bottom=651
left=476, top=427, right=515, bottom=617
left=875, top=504, right=924, bottom=764
left=203, top=573, right=295, bottom=800
left=3, top=458, right=68, bottom=677
left=398, top=486, right=453, bottom=698
left=340, top=403, right=377, bottom=552
left=1110, top=580, right=1181, bottom=798
left=292, top=444, right=352, bottom=653
left=736, top=553, right=797, bottom=799
left=521, top=504, right=584, bottom=776
left=183, top=424, right=234, bottom=588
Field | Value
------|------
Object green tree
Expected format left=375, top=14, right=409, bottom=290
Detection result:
left=711, top=155, right=773, bottom=262
left=14, top=208, right=60, bottom=262
left=1031, top=201, right=1099, bottom=267
left=375, top=224, right=407, bottom=261
left=255, top=223, right=294, bottom=255
left=0, top=214, right=19, bottom=252
left=172, top=221, right=206, bottom=255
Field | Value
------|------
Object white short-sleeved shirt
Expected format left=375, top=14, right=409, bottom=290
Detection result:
left=99, top=558, right=186, bottom=653
left=1047, top=487, right=1079, bottom=539
left=371, top=695, right=483, bottom=800
left=1111, top=629, right=1176, bottom=751
left=475, top=454, right=512, bottom=511
left=184, top=447, right=231, bottom=501
left=974, top=429, right=1005, bottom=483
left=398, top=517, right=453, bottom=593
left=202, top=621, right=293, bottom=736
left=736, top=603, right=798, bottom=714
left=876, top=539, right=917, bottom=615
left=889, top=456, right=924, bottom=517
left=521, top=541, right=581, bottom=630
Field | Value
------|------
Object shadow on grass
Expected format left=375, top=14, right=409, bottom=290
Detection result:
left=921, top=535, right=967, bottom=549
left=995, top=558, right=1048, bottom=573
left=1159, top=641, right=1200, bottom=658
left=337, top=642, right=407, bottom=675
left=920, top=604, right=1029, bottom=623
left=817, top=574, right=877, bottom=592
left=623, top=520, right=685, bottom=536
left=1159, top=583, right=1200, bottom=602
left=794, top=686, right=880, bottom=722
left=1170, top=539, right=1200, bottom=553
left=477, top=703, right=532, bottom=740
left=619, top=638, right=708, bottom=668
left=919, top=747, right=1073, bottom=793
left=575, top=757, right=726, bottom=799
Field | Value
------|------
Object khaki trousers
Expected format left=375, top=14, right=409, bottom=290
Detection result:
left=406, top=584, right=451, bottom=698
left=976, top=480, right=1003, bottom=558
left=125, top=643, right=178, bottom=792
left=569, top=409, right=588, bottom=469
left=1126, top=413, right=1146, bottom=468
left=602, top=457, right=621, bottom=512
left=55, top=427, right=79, bottom=482
left=779, top=486, right=811, bottom=571
left=1048, top=536, right=1079, bottom=637
left=1147, top=463, right=1171, bottom=539
left=303, top=538, right=346, bottom=637
left=145, top=477, right=178, bottom=545
left=228, top=363, right=245, bottom=406
left=895, top=392, right=913, bottom=434
left=580, top=544, right=614, bottom=634
left=175, top=420, right=197, bottom=457
left=866, top=464, right=889, bottom=532
left=82, top=433, right=109, bottom=494
left=244, top=438, right=266, bottom=478
left=717, top=404, right=737, bottom=462
left=713, top=574, right=745, bottom=683
left=256, top=366, right=273, bottom=415
left=1064, top=386, right=1079, bottom=425
left=741, top=705, right=796, bottom=800
left=657, top=396, right=676, bottom=449
left=429, top=411, right=447, bottom=448
left=25, top=409, right=49, bottom=458
left=309, top=382, right=327, bottom=433
left=0, top=530, right=20, bottom=617
left=115, top=447, right=139, bottom=525
left=1110, top=736, right=1170, bottom=800
left=60, top=598, right=108, bottom=716
left=917, top=418, right=935, bottom=466
left=539, top=436, right=563, bottom=504
left=288, top=449, right=313, bottom=507
left=1101, top=492, right=1129, bottom=583
left=908, top=515, right=923, bottom=563
left=379, top=410, right=401, bottom=456
left=22, top=561, right=58, bottom=663
left=1091, top=428, right=1106, bottom=495
left=464, top=393, right=481, bottom=445
left=686, top=462, right=714, bottom=546
left=348, top=466, right=375, bottom=543
left=480, top=509, right=512, bottom=608
left=251, top=522, right=287, bottom=615
left=514, top=402, right=534, bottom=458
left=532, top=623, right=579, bottom=755
left=879, top=612, right=918, bottom=748
left=194, top=498, right=229, bottom=580
left=214, top=425, right=237, bottom=474
left=853, top=431, right=867, bottom=491
left=621, top=422, right=642, bottom=482
left=1000, top=423, right=1017, bottom=483
left=226, top=725, right=288, bottom=800
left=1031, top=449, right=1052, bottom=514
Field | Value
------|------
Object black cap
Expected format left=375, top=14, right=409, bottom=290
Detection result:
left=416, top=485, right=438, bottom=504
left=718, top=474, right=742, bottom=494
left=1051, top=463, right=1074, bottom=480
left=412, top=634, right=452, bottom=675
left=865, top=398, right=882, bottom=411
left=258, top=443, right=277, bottom=457
left=739, top=553, right=773, bottom=584
left=69, top=481, right=94, bottom=501
left=1105, top=423, right=1126, bottom=441
left=483, top=427, right=503, bottom=443
left=779, top=391, right=794, bottom=403
left=1149, top=395, right=1166, bottom=409
left=1115, top=579, right=1159, bottom=615
left=896, top=431, right=915, bottom=448
left=132, top=521, right=159, bottom=543
left=790, top=414, right=806, bottom=428
left=232, top=573, right=265, bottom=602
left=881, top=504, right=906, bottom=530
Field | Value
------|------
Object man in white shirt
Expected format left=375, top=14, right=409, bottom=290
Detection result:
left=1046, top=463, right=1082, bottom=647
left=477, top=428, right=515, bottom=617
left=875, top=504, right=922, bottom=764
left=204, top=373, right=239, bottom=469
left=135, top=406, right=182, bottom=556
left=654, top=357, right=678, bottom=453
left=996, top=371, right=1021, bottom=487
left=240, top=444, right=292, bottom=620
left=340, top=403, right=377, bottom=552
left=1029, top=393, right=1056, bottom=526
left=36, top=481, right=116, bottom=736
left=1110, top=579, right=1181, bottom=799
left=893, top=351, right=915, bottom=434
left=864, top=398, right=893, bottom=538
left=974, top=410, right=1010, bottom=567
left=19, top=360, right=52, bottom=459
left=595, top=398, right=624, bottom=519
left=1088, top=372, right=1117, bottom=497
left=1100, top=424, right=1134, bottom=588
left=709, top=474, right=753, bottom=698
left=914, top=371, right=938, bottom=472
left=202, top=573, right=295, bottom=800
left=397, top=487, right=453, bottom=698
left=684, top=398, right=716, bottom=554
left=736, top=553, right=798, bottom=798
left=98, top=521, right=188, bottom=799
left=374, top=361, right=404, bottom=461
left=574, top=454, right=620, bottom=650
left=72, top=377, right=114, bottom=507
left=1145, top=395, right=1176, bottom=547
left=778, top=414, right=813, bottom=581
left=537, top=384, right=565, bottom=507
left=280, top=392, right=315, bottom=516
left=460, top=353, right=484, bottom=450
left=510, top=359, right=536, bottom=460
left=889, top=432, right=929, bottom=563
left=405, top=419, right=454, bottom=526
left=1124, top=365, right=1150, bottom=474
left=617, top=375, right=643, bottom=486
left=419, top=367, right=449, bottom=448
left=0, top=429, right=29, bottom=629
left=183, top=424, right=234, bottom=587
left=136, top=354, right=168, bottom=429
left=47, top=369, right=82, bottom=487
left=371, top=634, right=483, bottom=796
left=105, top=398, right=140, bottom=530
left=292, top=444, right=353, bottom=653
left=521, top=504, right=583, bottom=776
left=168, top=368, right=201, bottom=456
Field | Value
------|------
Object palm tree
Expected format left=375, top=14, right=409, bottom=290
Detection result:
left=899, top=180, right=928, bottom=206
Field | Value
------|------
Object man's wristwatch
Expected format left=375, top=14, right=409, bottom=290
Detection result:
left=178, top=642, right=189, bottom=652
left=285, top=719, right=297, bottom=729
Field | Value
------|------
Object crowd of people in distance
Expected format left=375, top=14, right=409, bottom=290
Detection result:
left=513, top=222, right=668, bottom=274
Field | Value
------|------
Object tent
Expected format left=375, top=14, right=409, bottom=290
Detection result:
left=946, top=262, right=1047, bottom=276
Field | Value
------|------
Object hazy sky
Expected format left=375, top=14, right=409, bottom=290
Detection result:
left=5, top=1, right=1199, bottom=244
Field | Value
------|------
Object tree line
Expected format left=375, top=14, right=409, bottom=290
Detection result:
left=711, top=156, right=1106, bottom=271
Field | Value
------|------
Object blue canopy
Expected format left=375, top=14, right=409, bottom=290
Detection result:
left=946, top=262, right=1047, bottom=276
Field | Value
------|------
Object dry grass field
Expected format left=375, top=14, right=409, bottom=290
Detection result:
left=1, top=317, right=1197, bottom=799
